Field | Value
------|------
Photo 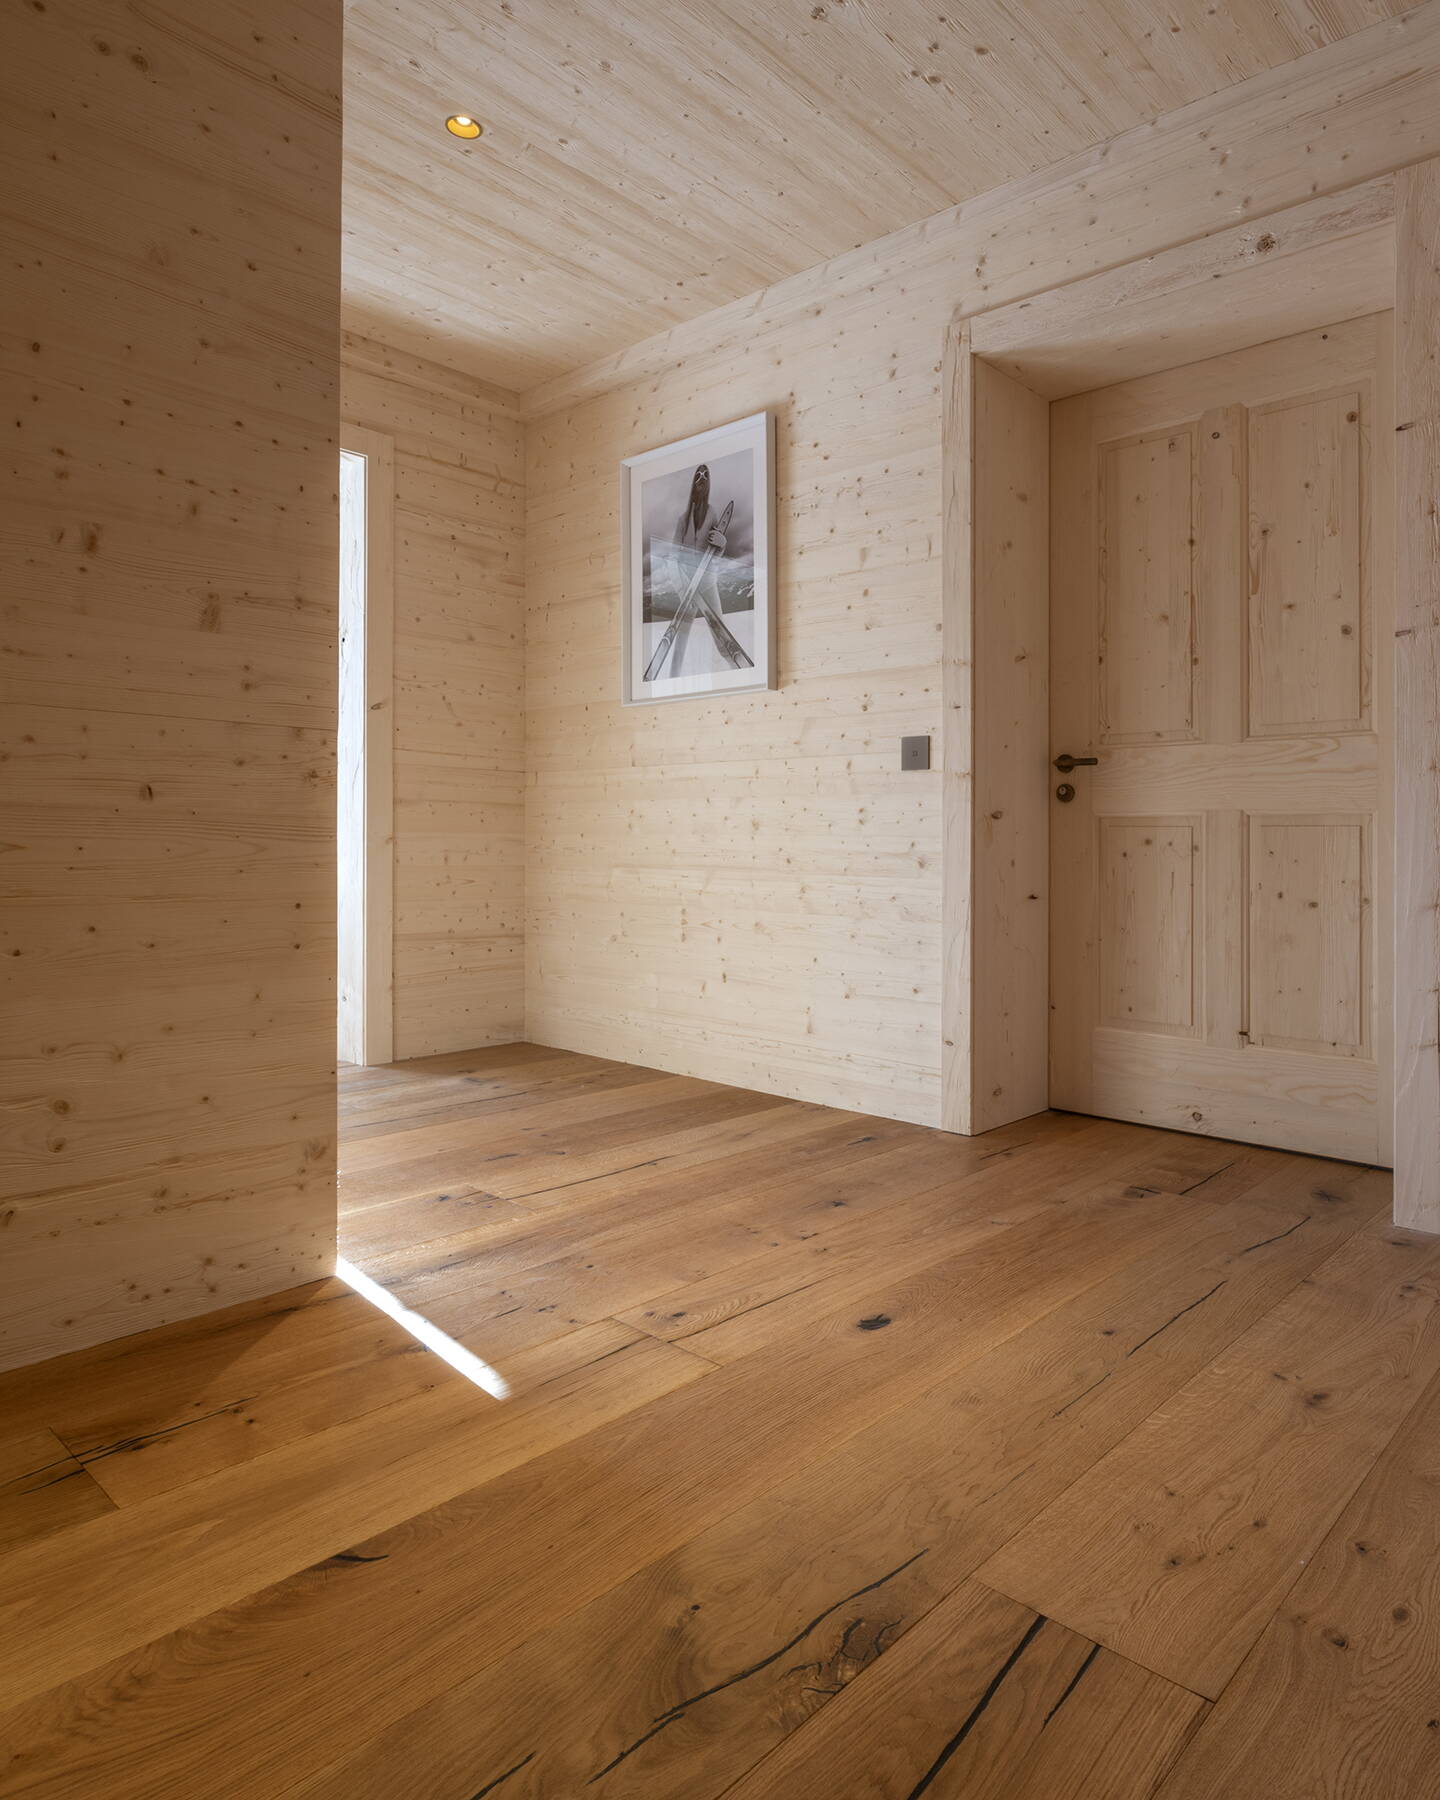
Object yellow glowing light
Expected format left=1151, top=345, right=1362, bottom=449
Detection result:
left=445, top=114, right=483, bottom=140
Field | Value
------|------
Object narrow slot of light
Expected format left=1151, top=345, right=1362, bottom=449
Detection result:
left=335, top=1255, right=511, bottom=1400
left=445, top=113, right=483, bottom=140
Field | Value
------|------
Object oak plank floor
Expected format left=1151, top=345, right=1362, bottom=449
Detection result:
left=0, top=1044, right=1430, bottom=1800
left=1154, top=1356, right=1440, bottom=1798
left=979, top=1220, right=1440, bottom=1698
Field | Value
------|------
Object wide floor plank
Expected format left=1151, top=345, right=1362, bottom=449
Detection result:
left=1154, top=1366, right=1440, bottom=1798
left=979, top=1222, right=1440, bottom=1697
left=718, top=1580, right=1207, bottom=1800
left=0, top=1431, right=116, bottom=1552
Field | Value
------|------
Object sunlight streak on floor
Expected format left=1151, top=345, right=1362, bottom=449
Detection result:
left=335, top=1256, right=512, bottom=1400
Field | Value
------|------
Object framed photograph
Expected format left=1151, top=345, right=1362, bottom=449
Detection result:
left=621, top=410, right=776, bottom=705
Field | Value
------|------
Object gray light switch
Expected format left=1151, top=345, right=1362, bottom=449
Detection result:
left=900, top=735, right=931, bottom=771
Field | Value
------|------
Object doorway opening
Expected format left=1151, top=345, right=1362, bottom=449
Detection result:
left=337, top=427, right=394, bottom=1070
left=941, top=172, right=1434, bottom=1212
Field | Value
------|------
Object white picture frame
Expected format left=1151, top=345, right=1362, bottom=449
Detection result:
left=621, top=410, right=776, bottom=705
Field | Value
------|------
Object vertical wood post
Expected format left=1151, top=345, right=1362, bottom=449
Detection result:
left=940, top=322, right=977, bottom=1133
left=1394, top=159, right=1440, bottom=1231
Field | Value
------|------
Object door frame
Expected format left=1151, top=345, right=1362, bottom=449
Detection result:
left=337, top=422, right=396, bottom=1068
left=940, top=163, right=1440, bottom=1232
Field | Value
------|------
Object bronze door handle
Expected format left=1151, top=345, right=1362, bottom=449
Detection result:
left=1053, top=753, right=1099, bottom=773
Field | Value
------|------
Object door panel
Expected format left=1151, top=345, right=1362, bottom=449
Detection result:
left=1247, top=814, right=1370, bottom=1059
left=1098, top=817, right=1200, bottom=1035
left=1050, top=314, right=1392, bottom=1161
left=1248, top=388, right=1366, bottom=735
left=1098, top=429, right=1199, bottom=743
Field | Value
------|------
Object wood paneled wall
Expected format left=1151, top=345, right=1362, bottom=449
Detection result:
left=342, top=337, right=525, bottom=1060
left=526, top=302, right=945, bottom=1123
left=0, top=1, right=342, bottom=1370
left=523, top=10, right=1440, bottom=1130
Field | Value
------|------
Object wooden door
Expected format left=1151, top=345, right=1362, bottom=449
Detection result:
left=1050, top=314, right=1393, bottom=1161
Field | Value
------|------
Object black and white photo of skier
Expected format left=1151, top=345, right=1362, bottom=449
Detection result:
left=621, top=411, right=774, bottom=705
left=641, top=452, right=755, bottom=682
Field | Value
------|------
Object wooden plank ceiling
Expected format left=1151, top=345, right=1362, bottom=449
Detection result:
left=342, top=0, right=1410, bottom=391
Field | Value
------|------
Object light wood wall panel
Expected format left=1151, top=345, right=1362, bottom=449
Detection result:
left=524, top=16, right=1440, bottom=1131
left=341, top=337, right=526, bottom=1059
left=0, top=0, right=342, bottom=1370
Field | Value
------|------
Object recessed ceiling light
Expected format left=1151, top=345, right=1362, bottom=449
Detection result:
left=445, top=114, right=483, bottom=140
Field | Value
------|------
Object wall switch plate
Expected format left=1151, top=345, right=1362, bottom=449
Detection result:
left=900, top=735, right=931, bottom=771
